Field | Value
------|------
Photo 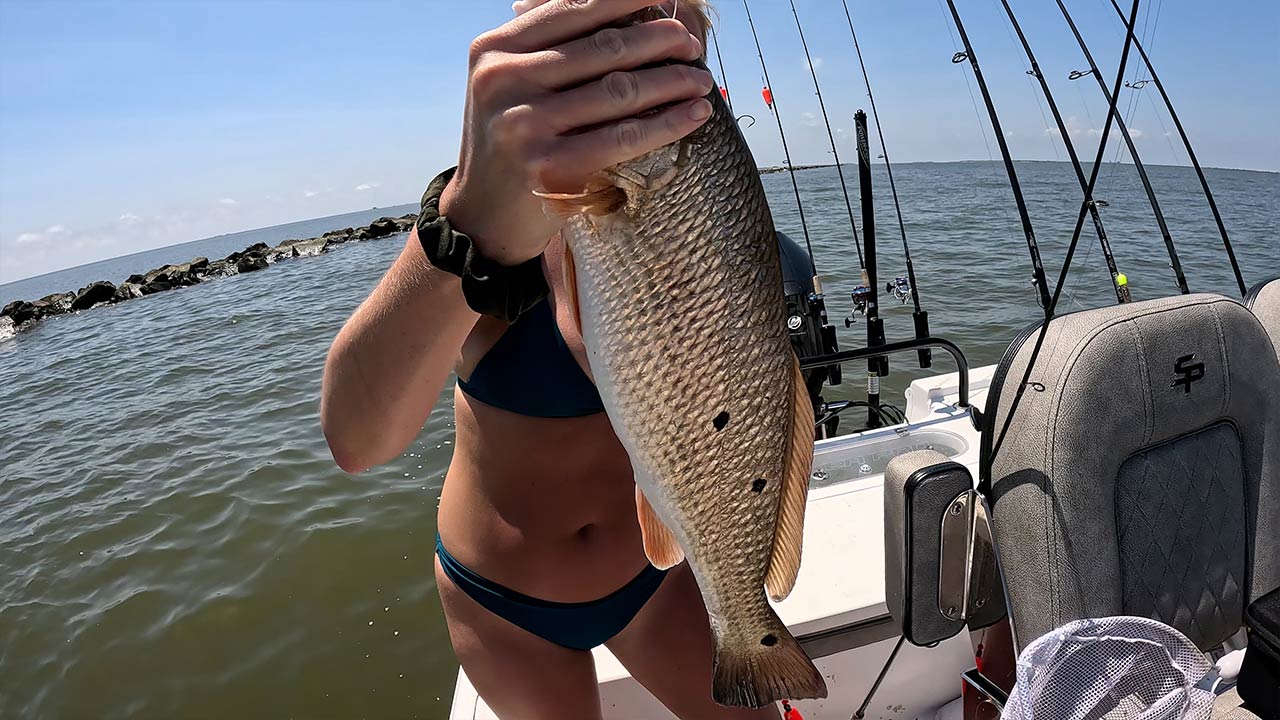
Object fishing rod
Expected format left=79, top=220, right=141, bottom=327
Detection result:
left=1103, top=0, right=1247, bottom=297
left=840, top=0, right=932, bottom=368
left=856, top=110, right=889, bottom=430
left=942, top=0, right=1053, bottom=316
left=788, top=0, right=865, bottom=279
left=982, top=0, right=1145, bottom=488
left=741, top=0, right=845, bottom=409
left=1057, top=0, right=1189, bottom=296
left=996, top=0, right=1131, bottom=304
left=741, top=0, right=817, bottom=282
left=708, top=24, right=734, bottom=115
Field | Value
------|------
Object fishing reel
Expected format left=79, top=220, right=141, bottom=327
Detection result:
left=885, top=276, right=913, bottom=304
left=844, top=285, right=872, bottom=327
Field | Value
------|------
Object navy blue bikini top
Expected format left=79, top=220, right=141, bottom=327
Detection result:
left=457, top=297, right=605, bottom=418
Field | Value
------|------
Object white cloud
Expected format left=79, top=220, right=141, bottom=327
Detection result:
left=355, top=182, right=380, bottom=191
left=804, top=57, right=824, bottom=73
left=303, top=190, right=319, bottom=198
left=119, top=213, right=142, bottom=224
left=800, top=112, right=819, bottom=128
left=15, top=232, right=44, bottom=245
left=218, top=198, right=239, bottom=206
left=1045, top=115, right=1087, bottom=139
left=45, top=224, right=70, bottom=235
left=1129, top=128, right=1145, bottom=139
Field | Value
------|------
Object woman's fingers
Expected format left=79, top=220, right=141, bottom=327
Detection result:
left=531, top=19, right=701, bottom=90
left=485, top=0, right=665, bottom=54
left=532, top=97, right=713, bottom=192
left=541, top=64, right=713, bottom=133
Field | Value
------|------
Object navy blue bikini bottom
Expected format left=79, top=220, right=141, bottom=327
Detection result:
left=435, top=534, right=668, bottom=651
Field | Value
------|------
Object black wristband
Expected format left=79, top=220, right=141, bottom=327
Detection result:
left=417, top=167, right=548, bottom=322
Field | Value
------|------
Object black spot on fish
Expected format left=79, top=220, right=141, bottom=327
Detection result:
left=761, top=634, right=778, bottom=647
left=751, top=479, right=767, bottom=494
left=712, top=411, right=730, bottom=431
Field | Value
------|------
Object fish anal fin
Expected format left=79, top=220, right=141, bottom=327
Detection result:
left=764, top=357, right=816, bottom=602
left=534, top=186, right=625, bottom=218
left=560, top=241, right=582, bottom=335
left=635, top=485, right=685, bottom=570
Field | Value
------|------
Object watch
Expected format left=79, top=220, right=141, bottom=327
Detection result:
left=416, top=167, right=549, bottom=322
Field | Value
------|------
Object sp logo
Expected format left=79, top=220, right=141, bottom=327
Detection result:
left=1172, top=354, right=1205, bottom=394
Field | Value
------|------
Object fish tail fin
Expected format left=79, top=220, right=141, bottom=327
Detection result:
left=711, top=610, right=827, bottom=708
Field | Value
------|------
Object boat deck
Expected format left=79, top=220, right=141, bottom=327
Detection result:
left=449, top=366, right=997, bottom=720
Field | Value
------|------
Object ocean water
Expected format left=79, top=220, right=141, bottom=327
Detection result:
left=0, top=162, right=1275, bottom=719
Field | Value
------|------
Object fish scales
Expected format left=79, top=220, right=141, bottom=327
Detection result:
left=554, top=26, right=825, bottom=705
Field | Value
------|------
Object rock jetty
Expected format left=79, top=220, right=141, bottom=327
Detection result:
left=1, top=213, right=418, bottom=336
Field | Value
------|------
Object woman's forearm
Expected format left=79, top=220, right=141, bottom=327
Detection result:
left=321, top=230, right=479, bottom=473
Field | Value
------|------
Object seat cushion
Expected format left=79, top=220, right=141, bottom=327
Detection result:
left=1245, top=276, right=1279, bottom=356
left=986, top=294, right=1280, bottom=651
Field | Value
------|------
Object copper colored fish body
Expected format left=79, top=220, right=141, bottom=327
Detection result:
left=543, top=7, right=825, bottom=708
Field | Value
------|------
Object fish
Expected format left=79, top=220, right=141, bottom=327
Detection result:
left=536, top=2, right=826, bottom=707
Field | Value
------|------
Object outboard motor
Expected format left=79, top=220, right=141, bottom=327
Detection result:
left=778, top=231, right=843, bottom=438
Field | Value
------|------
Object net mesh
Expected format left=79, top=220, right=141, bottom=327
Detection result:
left=1001, top=616, right=1215, bottom=720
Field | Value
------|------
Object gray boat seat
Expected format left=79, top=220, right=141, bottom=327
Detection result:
left=1245, top=276, right=1280, bottom=356
left=983, top=293, right=1279, bottom=660
left=884, top=295, right=1278, bottom=713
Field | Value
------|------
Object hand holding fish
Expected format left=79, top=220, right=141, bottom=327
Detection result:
left=439, top=0, right=715, bottom=266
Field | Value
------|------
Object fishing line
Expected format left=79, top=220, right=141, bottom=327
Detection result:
left=995, top=0, right=1129, bottom=303
left=1102, top=0, right=1246, bottom=295
left=986, top=0, right=1061, bottom=163
left=982, top=0, right=1146, bottom=491
left=1058, top=0, right=1189, bottom=295
left=941, top=0, right=1054, bottom=313
left=741, top=0, right=819, bottom=280
left=708, top=23, right=734, bottom=115
left=789, top=0, right=865, bottom=270
left=841, top=0, right=933, bottom=368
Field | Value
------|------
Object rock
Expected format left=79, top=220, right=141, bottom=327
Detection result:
left=366, top=217, right=399, bottom=239
left=236, top=256, right=268, bottom=273
left=350, top=227, right=370, bottom=241
left=1, top=300, right=37, bottom=326
left=185, top=257, right=210, bottom=274
left=288, top=237, right=330, bottom=258
left=202, top=259, right=235, bottom=279
left=71, top=281, right=118, bottom=310
left=226, top=243, right=269, bottom=264
left=141, top=280, right=173, bottom=295
left=125, top=273, right=147, bottom=285
left=114, top=283, right=146, bottom=302
left=36, top=292, right=75, bottom=316
left=394, top=215, right=416, bottom=231
left=30, top=292, right=75, bottom=320
left=321, top=228, right=352, bottom=244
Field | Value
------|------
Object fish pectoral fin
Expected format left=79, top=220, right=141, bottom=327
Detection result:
left=635, top=485, right=685, bottom=570
left=764, top=357, right=817, bottom=602
left=560, top=241, right=582, bottom=336
left=533, top=185, right=625, bottom=218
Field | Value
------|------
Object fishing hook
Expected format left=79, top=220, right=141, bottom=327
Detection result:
left=1068, top=69, right=1095, bottom=81
left=736, top=114, right=757, bottom=128
left=952, top=51, right=969, bottom=63
left=1126, top=79, right=1150, bottom=89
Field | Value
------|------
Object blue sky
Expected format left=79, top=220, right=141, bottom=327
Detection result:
left=1, top=0, right=1276, bottom=284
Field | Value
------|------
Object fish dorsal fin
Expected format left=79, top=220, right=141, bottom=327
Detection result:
left=635, top=485, right=685, bottom=570
left=764, top=358, right=816, bottom=601
left=560, top=240, right=582, bottom=335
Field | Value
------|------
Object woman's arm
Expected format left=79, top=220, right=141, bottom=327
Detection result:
left=321, top=0, right=713, bottom=472
left=321, top=233, right=476, bottom=473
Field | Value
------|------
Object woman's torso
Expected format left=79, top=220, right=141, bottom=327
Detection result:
left=436, top=236, right=649, bottom=602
